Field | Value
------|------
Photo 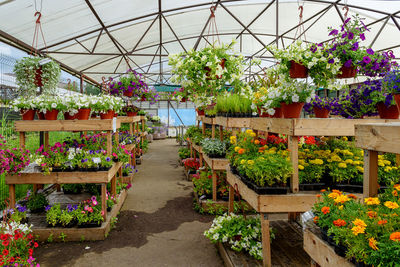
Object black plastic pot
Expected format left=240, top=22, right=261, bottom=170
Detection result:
left=77, top=222, right=102, bottom=228
left=237, top=171, right=289, bottom=195
left=207, top=153, right=226, bottom=159
left=336, top=184, right=363, bottom=193
left=334, top=243, right=347, bottom=257
left=299, top=183, right=325, bottom=191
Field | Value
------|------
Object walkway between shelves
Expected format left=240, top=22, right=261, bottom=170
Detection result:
left=35, top=138, right=223, bottom=267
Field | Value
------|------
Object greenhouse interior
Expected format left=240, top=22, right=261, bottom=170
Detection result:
left=1, top=0, right=400, bottom=266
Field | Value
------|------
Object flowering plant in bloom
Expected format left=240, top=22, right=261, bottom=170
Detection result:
left=312, top=185, right=400, bottom=266
left=109, top=69, right=148, bottom=96
left=204, top=213, right=275, bottom=260
left=276, top=79, right=315, bottom=104
left=383, top=67, right=400, bottom=95
left=183, top=158, right=200, bottom=171
left=90, top=94, right=124, bottom=113
left=0, top=220, right=39, bottom=266
left=0, top=135, right=31, bottom=175
left=192, top=168, right=228, bottom=200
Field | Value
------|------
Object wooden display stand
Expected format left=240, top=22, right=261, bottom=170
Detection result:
left=8, top=119, right=121, bottom=221
left=117, top=116, right=142, bottom=168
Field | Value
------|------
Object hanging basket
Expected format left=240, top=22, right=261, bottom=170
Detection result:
left=313, top=107, right=330, bottom=118
left=34, top=66, right=43, bottom=87
left=123, top=90, right=133, bottom=97
left=281, top=102, right=304, bottom=118
left=20, top=109, right=36, bottom=120
left=205, top=59, right=226, bottom=79
left=337, top=65, right=356, bottom=79
left=377, top=102, right=399, bottom=119
left=127, top=111, right=138, bottom=117
left=289, top=61, right=308, bottom=78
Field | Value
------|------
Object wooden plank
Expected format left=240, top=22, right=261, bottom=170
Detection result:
left=19, top=132, right=25, bottom=148
left=212, top=171, right=217, bottom=201
left=355, top=122, right=400, bottom=153
left=107, top=131, right=112, bottom=156
left=202, top=116, right=215, bottom=125
left=363, top=150, right=379, bottom=198
left=6, top=162, right=122, bottom=184
left=44, top=132, right=49, bottom=150
left=203, top=154, right=229, bottom=171
left=219, top=125, right=223, bottom=141
left=212, top=124, right=215, bottom=138
left=303, top=229, right=353, bottom=267
left=215, top=117, right=251, bottom=128
left=117, top=116, right=141, bottom=124
left=251, top=118, right=294, bottom=135
left=216, top=242, right=234, bottom=267
left=14, top=120, right=121, bottom=132
left=226, top=169, right=259, bottom=211
left=9, top=184, right=15, bottom=208
left=258, top=194, right=318, bottom=213
left=261, top=214, right=271, bottom=267
left=101, top=183, right=107, bottom=220
left=289, top=136, right=299, bottom=193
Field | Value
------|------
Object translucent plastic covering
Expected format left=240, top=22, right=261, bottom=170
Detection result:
left=0, top=0, right=399, bottom=84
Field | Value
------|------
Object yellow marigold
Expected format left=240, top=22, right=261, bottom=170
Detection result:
left=240, top=159, right=246, bottom=164
left=298, top=164, right=304, bottom=170
left=352, top=225, right=366, bottom=236
left=385, top=166, right=392, bottom=172
left=230, top=136, right=237, bottom=144
left=338, top=205, right=344, bottom=210
left=353, top=218, right=367, bottom=228
left=234, top=146, right=240, bottom=152
left=383, top=160, right=391, bottom=165
left=314, top=159, right=323, bottom=165
left=364, top=197, right=380, bottom=205
left=356, top=166, right=364, bottom=173
left=338, top=162, right=347, bottom=168
left=345, top=159, right=353, bottom=164
left=334, top=195, right=350, bottom=204
left=369, top=238, right=379, bottom=251
left=384, top=201, right=399, bottom=209
left=245, top=129, right=253, bottom=135
left=394, top=184, right=400, bottom=191
left=250, top=132, right=256, bottom=137
left=393, top=190, right=398, bottom=197
left=378, top=160, right=385, bottom=167
left=247, top=160, right=254, bottom=165
left=342, top=137, right=348, bottom=141
left=331, top=155, right=342, bottom=162
left=328, top=192, right=340, bottom=199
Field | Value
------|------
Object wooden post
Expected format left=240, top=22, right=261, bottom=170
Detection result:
left=202, top=122, right=206, bottom=135
left=364, top=149, right=378, bottom=198
left=199, top=153, right=203, bottom=168
left=44, top=132, right=49, bottom=151
left=132, top=147, right=136, bottom=168
left=107, top=131, right=112, bottom=156
left=9, top=184, right=15, bottom=208
left=219, top=125, right=223, bottom=141
left=19, top=132, right=25, bottom=148
left=212, top=170, right=217, bottom=201
left=396, top=154, right=400, bottom=167
left=228, top=185, right=234, bottom=213
left=101, top=183, right=107, bottom=220
left=190, top=143, right=193, bottom=158
left=288, top=135, right=299, bottom=193
left=129, top=123, right=133, bottom=135
left=261, top=213, right=272, bottom=267
left=114, top=131, right=119, bottom=147
left=211, top=124, right=215, bottom=139
left=111, top=175, right=117, bottom=196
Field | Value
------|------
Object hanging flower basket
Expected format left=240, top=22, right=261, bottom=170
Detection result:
left=196, top=108, right=205, bottom=116
left=127, top=111, right=138, bottom=117
left=313, top=107, right=330, bottom=118
left=281, top=102, right=304, bottom=118
left=44, top=109, right=59, bottom=120
left=77, top=108, right=91, bottom=120
left=205, top=58, right=226, bottom=79
left=20, top=109, right=36, bottom=120
left=34, top=67, right=43, bottom=87
left=377, top=102, right=399, bottom=119
left=100, top=110, right=114, bottom=119
left=289, top=61, right=308, bottom=78
left=337, top=65, right=356, bottom=79
left=123, top=90, right=134, bottom=97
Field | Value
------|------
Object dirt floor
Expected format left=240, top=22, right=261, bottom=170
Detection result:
left=35, top=139, right=223, bottom=267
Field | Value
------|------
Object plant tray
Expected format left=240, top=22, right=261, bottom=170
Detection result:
left=237, top=172, right=289, bottom=195
left=299, top=183, right=326, bottom=191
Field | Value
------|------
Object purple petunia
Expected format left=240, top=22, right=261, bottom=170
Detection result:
left=351, top=42, right=359, bottom=51
left=347, top=32, right=354, bottom=40
left=45, top=205, right=52, bottom=211
left=366, top=48, right=375, bottom=55
left=328, top=58, right=335, bottom=64
left=329, top=29, right=339, bottom=36
left=344, top=59, right=352, bottom=67
left=360, top=33, right=365, bottom=41
left=363, top=56, right=372, bottom=64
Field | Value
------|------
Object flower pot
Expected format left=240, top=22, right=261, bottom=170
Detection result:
left=77, top=108, right=91, bottom=120
left=313, top=107, right=330, bottom=118
left=34, top=67, right=43, bottom=87
left=114, top=113, right=118, bottom=117
left=257, top=107, right=270, bottom=118
left=100, top=110, right=115, bottom=119
left=289, top=60, right=308, bottom=78
left=394, top=94, right=400, bottom=112
left=64, top=112, right=78, bottom=120
left=127, top=111, right=138, bottom=117
left=377, top=102, right=399, bottom=119
left=272, top=107, right=282, bottom=118
left=196, top=109, right=205, bottom=116
left=281, top=102, right=304, bottom=118
left=181, top=97, right=187, bottom=102
left=44, top=109, right=59, bottom=120
left=123, top=90, right=133, bottom=97
left=20, top=109, right=35, bottom=120
left=36, top=110, right=45, bottom=120
left=140, top=96, right=146, bottom=101
left=337, top=65, right=356, bottom=78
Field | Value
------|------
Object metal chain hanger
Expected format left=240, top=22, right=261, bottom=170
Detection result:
left=293, top=0, right=307, bottom=43
left=31, top=0, right=48, bottom=55
left=205, top=1, right=221, bottom=47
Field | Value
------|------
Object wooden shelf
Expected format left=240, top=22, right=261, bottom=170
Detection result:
left=355, top=122, right=400, bottom=154
left=215, top=116, right=251, bottom=128
left=117, top=116, right=141, bottom=123
left=6, top=162, right=122, bottom=185
left=15, top=119, right=121, bottom=132
left=200, top=116, right=216, bottom=125
left=226, top=169, right=318, bottom=213
left=251, top=117, right=387, bottom=136
left=203, top=154, right=229, bottom=171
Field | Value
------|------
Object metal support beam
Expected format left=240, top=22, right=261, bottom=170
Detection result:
left=370, top=16, right=390, bottom=47
left=159, top=0, right=163, bottom=83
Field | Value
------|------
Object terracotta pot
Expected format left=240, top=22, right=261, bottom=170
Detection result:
left=281, top=102, right=304, bottom=118
left=114, top=113, right=118, bottom=117
left=181, top=97, right=187, bottom=102
left=20, top=109, right=35, bottom=120
left=123, top=90, right=133, bottom=97
left=44, top=109, right=59, bottom=120
left=377, top=102, right=399, bottom=119
left=100, top=110, right=115, bottom=119
left=34, top=67, right=43, bottom=87
left=36, top=110, right=45, bottom=120
left=257, top=107, right=270, bottom=118
left=394, top=94, right=400, bottom=111
left=127, top=111, right=138, bottom=117
left=272, top=107, right=283, bottom=118
left=140, top=96, right=146, bottom=101
left=337, top=65, right=356, bottom=78
left=289, top=61, right=308, bottom=78
left=64, top=112, right=78, bottom=120
left=77, top=108, right=91, bottom=120
left=313, top=107, right=330, bottom=118
left=196, top=109, right=205, bottom=116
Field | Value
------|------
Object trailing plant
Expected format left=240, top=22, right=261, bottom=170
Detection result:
left=201, top=138, right=228, bottom=158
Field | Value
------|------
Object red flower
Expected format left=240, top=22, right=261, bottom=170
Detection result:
left=2, top=240, right=8, bottom=246
left=9, top=257, right=14, bottom=263
left=0, top=234, right=7, bottom=241
left=28, top=249, right=33, bottom=256
left=2, top=249, right=8, bottom=256
left=34, top=242, right=39, bottom=248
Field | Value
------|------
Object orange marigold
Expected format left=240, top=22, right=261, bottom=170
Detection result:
left=333, top=219, right=346, bottom=227
left=254, top=140, right=260, bottom=145
left=352, top=225, right=366, bottom=236
left=313, top=216, right=319, bottom=224
left=378, top=219, right=388, bottom=225
left=367, top=211, right=377, bottom=218
left=385, top=201, right=399, bottom=209
left=238, top=148, right=245, bottom=155
left=393, top=190, right=398, bottom=197
left=316, top=194, right=321, bottom=198
left=390, top=232, right=400, bottom=242
left=321, top=206, right=330, bottom=215
left=369, top=238, right=379, bottom=251
left=328, top=192, right=340, bottom=199
left=348, top=194, right=357, bottom=199
left=394, top=184, right=400, bottom=191
left=353, top=218, right=367, bottom=228
left=320, top=189, right=326, bottom=192
left=332, top=189, right=342, bottom=195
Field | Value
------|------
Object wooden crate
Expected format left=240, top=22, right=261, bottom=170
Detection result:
left=32, top=189, right=128, bottom=242
left=6, top=162, right=122, bottom=185
left=14, top=119, right=121, bottom=132
left=304, top=228, right=353, bottom=267
left=215, top=116, right=251, bottom=128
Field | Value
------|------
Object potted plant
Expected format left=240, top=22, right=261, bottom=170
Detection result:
left=12, top=97, right=36, bottom=120
left=45, top=204, right=61, bottom=227
left=383, top=67, right=400, bottom=109
left=366, top=79, right=399, bottom=119
left=60, top=204, right=78, bottom=227
left=358, top=49, right=395, bottom=77
left=0, top=137, right=31, bottom=175
left=124, top=105, right=139, bottom=117
left=36, top=95, right=67, bottom=120
left=91, top=95, right=124, bottom=119
left=9, top=205, right=28, bottom=224
left=277, top=80, right=315, bottom=118
left=14, top=56, right=61, bottom=96
left=201, top=138, right=228, bottom=158
left=305, top=95, right=335, bottom=118
left=27, top=192, right=49, bottom=213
